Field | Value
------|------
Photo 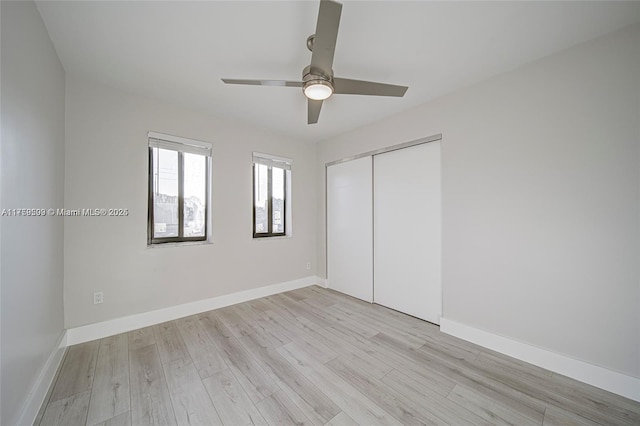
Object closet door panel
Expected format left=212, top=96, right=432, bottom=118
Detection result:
left=327, top=157, right=373, bottom=302
left=373, top=142, right=441, bottom=323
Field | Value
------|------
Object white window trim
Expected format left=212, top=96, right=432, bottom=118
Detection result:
left=148, top=131, right=212, bottom=151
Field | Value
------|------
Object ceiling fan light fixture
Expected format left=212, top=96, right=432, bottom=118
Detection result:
left=303, top=79, right=333, bottom=100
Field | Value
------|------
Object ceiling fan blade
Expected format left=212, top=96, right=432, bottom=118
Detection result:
left=308, top=99, right=323, bottom=124
left=310, top=0, right=342, bottom=75
left=221, top=79, right=302, bottom=87
left=333, top=77, right=408, bottom=97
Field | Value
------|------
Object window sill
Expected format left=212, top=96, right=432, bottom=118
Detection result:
left=253, top=235, right=291, bottom=241
left=147, top=240, right=212, bottom=249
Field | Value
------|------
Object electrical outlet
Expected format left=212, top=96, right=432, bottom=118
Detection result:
left=94, top=291, right=103, bottom=305
left=306, top=261, right=311, bottom=270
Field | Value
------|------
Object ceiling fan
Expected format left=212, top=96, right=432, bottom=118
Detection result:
left=222, top=0, right=408, bottom=124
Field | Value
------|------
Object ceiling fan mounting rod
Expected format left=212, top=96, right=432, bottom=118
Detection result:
left=306, top=34, right=315, bottom=51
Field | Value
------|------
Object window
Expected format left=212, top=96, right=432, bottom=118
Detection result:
left=148, top=132, right=211, bottom=245
left=253, top=153, right=291, bottom=238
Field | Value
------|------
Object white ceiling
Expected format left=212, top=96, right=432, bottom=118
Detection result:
left=36, top=1, right=640, bottom=143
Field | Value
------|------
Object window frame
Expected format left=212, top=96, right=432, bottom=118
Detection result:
left=147, top=133, right=211, bottom=246
left=252, top=153, right=290, bottom=238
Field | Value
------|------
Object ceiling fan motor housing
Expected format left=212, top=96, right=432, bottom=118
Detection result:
left=302, top=65, right=334, bottom=100
left=302, top=65, right=332, bottom=84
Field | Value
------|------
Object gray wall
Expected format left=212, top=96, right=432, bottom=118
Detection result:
left=63, top=77, right=317, bottom=328
left=0, top=1, right=66, bottom=424
left=316, top=24, right=640, bottom=378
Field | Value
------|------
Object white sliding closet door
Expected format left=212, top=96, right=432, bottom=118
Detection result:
left=374, top=141, right=441, bottom=323
left=327, top=157, right=373, bottom=302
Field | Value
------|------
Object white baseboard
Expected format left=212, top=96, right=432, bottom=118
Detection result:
left=66, top=276, right=323, bottom=346
left=440, top=318, right=640, bottom=402
left=16, top=330, right=67, bottom=426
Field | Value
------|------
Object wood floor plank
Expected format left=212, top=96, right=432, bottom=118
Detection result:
left=446, top=383, right=540, bottom=426
left=198, top=311, right=234, bottom=338
left=334, top=289, right=483, bottom=357
left=549, top=371, right=640, bottom=418
left=433, top=336, right=640, bottom=425
left=175, top=315, right=227, bottom=379
left=257, top=307, right=298, bottom=332
left=326, top=292, right=446, bottom=342
left=339, top=305, right=434, bottom=343
left=474, top=350, right=553, bottom=379
left=278, top=342, right=401, bottom=426
left=266, top=293, right=335, bottom=329
left=128, top=326, right=155, bottom=351
left=415, top=330, right=481, bottom=363
left=49, top=341, right=99, bottom=402
left=260, top=299, right=300, bottom=324
left=199, top=311, right=277, bottom=403
left=328, top=297, right=458, bottom=349
left=324, top=411, right=359, bottom=426
left=329, top=303, right=428, bottom=348
left=129, top=344, right=177, bottom=426
left=324, top=325, right=456, bottom=396
left=256, top=390, right=313, bottom=426
left=39, top=391, right=90, bottom=426
left=86, top=334, right=130, bottom=426
left=371, top=331, right=547, bottom=423
left=153, top=321, right=191, bottom=365
left=292, top=316, right=393, bottom=380
left=270, top=312, right=339, bottom=364
left=298, top=301, right=379, bottom=339
left=247, top=298, right=273, bottom=313
left=239, top=332, right=341, bottom=425
left=93, top=410, right=131, bottom=426
left=203, top=369, right=268, bottom=426
left=231, top=303, right=278, bottom=336
left=287, top=287, right=336, bottom=308
left=245, top=326, right=291, bottom=349
left=326, top=357, right=445, bottom=426
left=161, top=357, right=222, bottom=426
left=282, top=289, right=308, bottom=302
left=215, top=306, right=256, bottom=339
left=154, top=321, right=222, bottom=424
left=380, top=370, right=487, bottom=426
left=542, top=405, right=601, bottom=426
left=150, top=318, right=218, bottom=426
left=367, top=302, right=434, bottom=329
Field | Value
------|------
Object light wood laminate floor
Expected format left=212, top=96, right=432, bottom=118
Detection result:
left=36, top=286, right=640, bottom=426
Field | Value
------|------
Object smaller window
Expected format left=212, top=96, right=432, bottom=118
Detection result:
left=253, top=153, right=291, bottom=238
left=148, top=133, right=211, bottom=245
